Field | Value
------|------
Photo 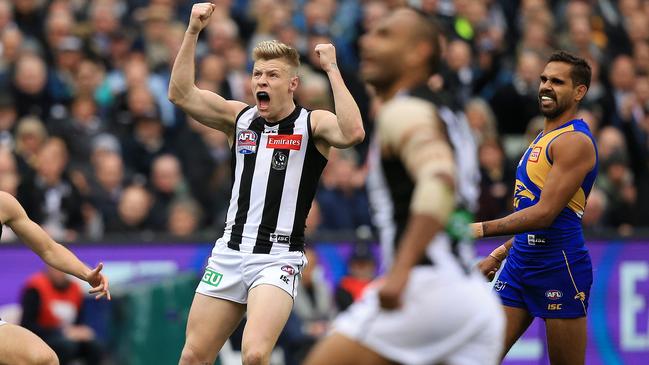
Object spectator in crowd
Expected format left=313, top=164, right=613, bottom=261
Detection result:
left=104, top=184, right=154, bottom=236
left=167, top=197, right=203, bottom=238
left=476, top=138, right=515, bottom=221
left=20, top=266, right=104, bottom=365
left=0, top=92, right=17, bottom=150
left=334, top=243, right=377, bottom=311
left=148, top=154, right=192, bottom=231
left=11, top=54, right=55, bottom=121
left=490, top=50, right=544, bottom=135
left=316, top=148, right=371, bottom=231
left=17, top=137, right=84, bottom=241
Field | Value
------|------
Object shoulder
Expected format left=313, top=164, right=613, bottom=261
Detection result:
left=377, top=97, right=439, bottom=147
left=309, top=109, right=337, bottom=135
left=550, top=131, right=596, bottom=164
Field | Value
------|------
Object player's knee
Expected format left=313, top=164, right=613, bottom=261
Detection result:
left=178, top=345, right=207, bottom=365
left=26, top=347, right=59, bottom=365
left=242, top=347, right=267, bottom=365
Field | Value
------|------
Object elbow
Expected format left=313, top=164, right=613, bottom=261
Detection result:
left=534, top=208, right=557, bottom=229
left=349, top=123, right=366, bottom=145
left=168, top=89, right=181, bottom=105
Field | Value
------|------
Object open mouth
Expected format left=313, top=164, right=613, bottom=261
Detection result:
left=539, top=93, right=556, bottom=107
left=256, top=91, right=270, bottom=110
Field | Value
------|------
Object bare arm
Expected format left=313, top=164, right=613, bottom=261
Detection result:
left=311, top=44, right=364, bottom=148
left=0, top=192, right=110, bottom=299
left=168, top=3, right=246, bottom=137
left=376, top=98, right=456, bottom=309
left=473, top=132, right=596, bottom=238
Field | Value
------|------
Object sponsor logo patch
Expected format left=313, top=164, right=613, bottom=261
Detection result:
left=281, top=265, right=295, bottom=275
left=545, top=289, right=563, bottom=300
left=529, top=146, right=542, bottom=162
left=270, top=233, right=291, bottom=243
left=267, top=134, right=302, bottom=150
left=237, top=130, right=258, bottom=154
left=201, top=268, right=223, bottom=287
left=271, top=151, right=288, bottom=170
left=527, top=234, right=546, bottom=245
left=548, top=303, right=563, bottom=310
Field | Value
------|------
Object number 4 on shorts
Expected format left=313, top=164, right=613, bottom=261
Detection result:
left=201, top=268, right=224, bottom=287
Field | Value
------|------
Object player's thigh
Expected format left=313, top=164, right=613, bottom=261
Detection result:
left=303, top=333, right=396, bottom=365
left=0, top=323, right=59, bottom=365
left=502, top=305, right=534, bottom=357
left=184, top=293, right=246, bottom=358
left=241, top=284, right=294, bottom=355
left=545, top=317, right=586, bottom=365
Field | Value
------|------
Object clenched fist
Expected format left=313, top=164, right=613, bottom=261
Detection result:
left=188, top=3, right=216, bottom=35
left=314, top=43, right=338, bottom=73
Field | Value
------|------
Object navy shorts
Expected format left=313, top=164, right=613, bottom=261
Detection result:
left=493, top=250, right=593, bottom=318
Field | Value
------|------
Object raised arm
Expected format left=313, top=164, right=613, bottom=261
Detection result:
left=472, top=132, right=596, bottom=238
left=375, top=98, right=456, bottom=309
left=310, top=44, right=364, bottom=149
left=0, top=192, right=110, bottom=299
left=168, top=2, right=246, bottom=138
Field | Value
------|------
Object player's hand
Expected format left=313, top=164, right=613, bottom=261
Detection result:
left=188, top=2, right=216, bottom=35
left=86, top=263, right=111, bottom=300
left=477, top=255, right=501, bottom=281
left=314, top=43, right=338, bottom=73
left=378, top=270, right=409, bottom=310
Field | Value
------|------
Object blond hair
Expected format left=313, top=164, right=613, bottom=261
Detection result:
left=252, top=40, right=300, bottom=73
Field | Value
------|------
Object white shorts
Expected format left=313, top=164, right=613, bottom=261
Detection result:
left=0, top=319, right=5, bottom=326
left=333, top=266, right=505, bottom=365
left=196, top=241, right=307, bottom=304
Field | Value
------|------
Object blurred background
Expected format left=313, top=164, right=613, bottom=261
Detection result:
left=0, top=0, right=647, bottom=364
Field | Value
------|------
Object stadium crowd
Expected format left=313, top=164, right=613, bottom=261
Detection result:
left=0, top=0, right=647, bottom=244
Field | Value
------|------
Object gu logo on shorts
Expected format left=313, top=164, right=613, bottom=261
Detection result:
left=281, top=265, right=296, bottom=275
left=545, top=289, right=563, bottom=300
left=272, top=151, right=288, bottom=170
left=529, top=146, right=542, bottom=162
left=201, top=268, right=223, bottom=287
left=494, top=280, right=507, bottom=292
left=237, top=130, right=258, bottom=154
left=267, top=134, right=302, bottom=150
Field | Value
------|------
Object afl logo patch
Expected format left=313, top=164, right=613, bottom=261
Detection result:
left=237, top=130, right=258, bottom=154
left=272, top=151, right=288, bottom=170
left=545, top=289, right=563, bottom=300
left=529, top=146, right=542, bottom=163
left=281, top=265, right=295, bottom=275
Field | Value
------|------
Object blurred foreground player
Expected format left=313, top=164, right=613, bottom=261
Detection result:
left=305, top=8, right=504, bottom=365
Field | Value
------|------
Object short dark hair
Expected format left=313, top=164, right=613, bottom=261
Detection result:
left=406, top=7, right=442, bottom=75
left=547, top=50, right=592, bottom=89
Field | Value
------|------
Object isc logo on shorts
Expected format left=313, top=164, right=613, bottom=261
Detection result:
left=201, top=268, right=223, bottom=287
left=547, top=303, right=563, bottom=310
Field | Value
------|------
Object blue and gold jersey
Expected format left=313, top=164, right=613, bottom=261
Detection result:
left=512, top=119, right=598, bottom=256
